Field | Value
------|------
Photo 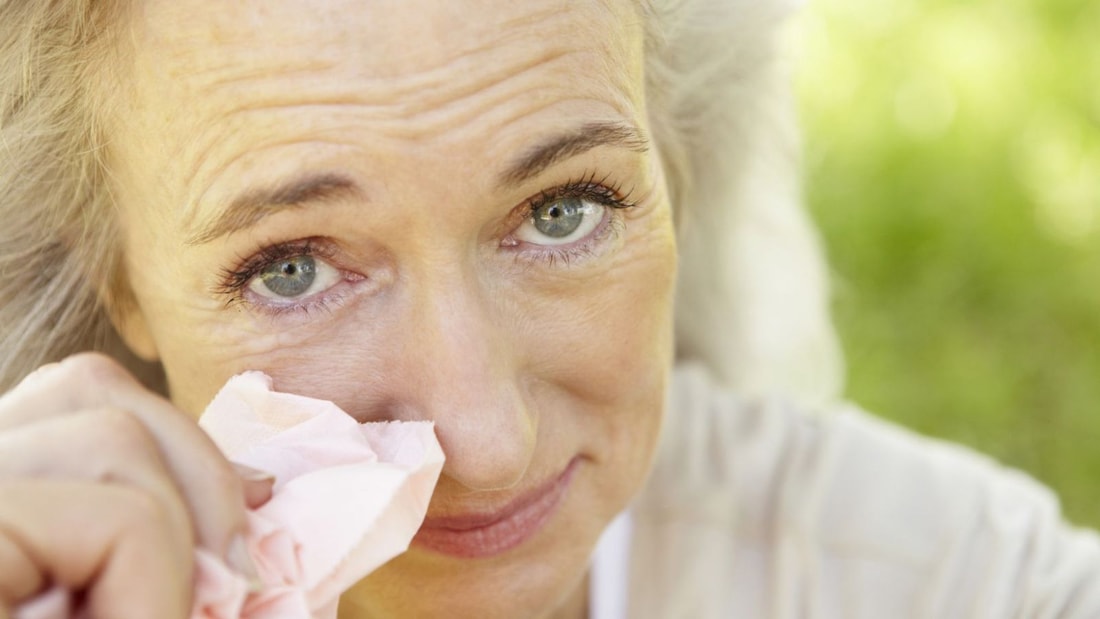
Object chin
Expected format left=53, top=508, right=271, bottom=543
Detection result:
left=341, top=536, right=595, bottom=618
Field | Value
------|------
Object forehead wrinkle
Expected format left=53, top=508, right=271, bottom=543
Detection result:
left=177, top=103, right=354, bottom=214
left=172, top=43, right=582, bottom=197
left=165, top=0, right=635, bottom=127
left=177, top=44, right=625, bottom=206
left=179, top=133, right=360, bottom=234
left=130, top=1, right=644, bottom=235
left=201, top=46, right=576, bottom=133
left=368, top=6, right=632, bottom=117
left=385, top=47, right=577, bottom=121
left=164, top=2, right=577, bottom=110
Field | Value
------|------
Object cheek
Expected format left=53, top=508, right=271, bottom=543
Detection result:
left=532, top=218, right=677, bottom=504
left=523, top=222, right=677, bottom=404
left=157, top=324, right=358, bottom=417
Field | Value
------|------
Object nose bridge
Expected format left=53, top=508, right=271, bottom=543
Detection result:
left=398, top=259, right=536, bottom=491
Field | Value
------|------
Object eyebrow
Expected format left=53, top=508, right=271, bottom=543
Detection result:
left=186, top=121, right=648, bottom=245
left=186, top=174, right=362, bottom=245
left=498, top=120, right=649, bottom=187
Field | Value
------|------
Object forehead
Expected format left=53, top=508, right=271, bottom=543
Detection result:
left=111, top=0, right=646, bottom=225
left=132, top=0, right=638, bottom=80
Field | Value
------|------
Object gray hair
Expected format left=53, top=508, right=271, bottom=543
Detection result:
left=644, top=0, right=843, bottom=403
left=0, top=0, right=842, bottom=402
left=0, top=0, right=143, bottom=390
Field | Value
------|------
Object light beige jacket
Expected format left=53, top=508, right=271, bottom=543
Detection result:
left=599, top=364, right=1100, bottom=618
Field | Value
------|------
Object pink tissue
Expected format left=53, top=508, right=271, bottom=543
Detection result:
left=13, top=372, right=444, bottom=619
left=192, top=372, right=444, bottom=618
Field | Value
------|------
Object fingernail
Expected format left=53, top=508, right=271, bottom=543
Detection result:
left=242, top=476, right=275, bottom=510
left=233, top=463, right=276, bottom=483
left=226, top=534, right=264, bottom=593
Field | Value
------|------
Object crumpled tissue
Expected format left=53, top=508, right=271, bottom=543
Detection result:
left=193, top=372, right=444, bottom=618
left=14, top=371, right=444, bottom=619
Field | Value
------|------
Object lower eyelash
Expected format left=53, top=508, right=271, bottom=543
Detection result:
left=516, top=208, right=626, bottom=268
left=249, top=286, right=353, bottom=318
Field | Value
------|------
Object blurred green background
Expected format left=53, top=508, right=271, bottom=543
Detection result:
left=794, top=0, right=1100, bottom=527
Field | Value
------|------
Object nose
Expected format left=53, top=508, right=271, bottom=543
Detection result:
left=381, top=264, right=536, bottom=492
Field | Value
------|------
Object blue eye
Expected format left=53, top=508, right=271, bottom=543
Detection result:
left=247, top=254, right=340, bottom=299
left=517, top=198, right=604, bottom=246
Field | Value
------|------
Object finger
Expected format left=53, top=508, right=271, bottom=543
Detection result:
left=232, top=464, right=275, bottom=509
left=7, top=363, right=59, bottom=394
left=0, top=535, right=40, bottom=608
left=0, top=480, right=191, bottom=619
left=0, top=354, right=247, bottom=566
left=0, top=354, right=174, bottom=434
left=0, top=408, right=194, bottom=565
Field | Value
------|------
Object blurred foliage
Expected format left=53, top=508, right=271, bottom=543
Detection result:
left=794, top=0, right=1100, bottom=527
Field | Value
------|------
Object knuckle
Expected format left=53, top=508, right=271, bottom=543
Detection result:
left=57, top=353, right=135, bottom=390
left=90, top=408, right=156, bottom=454
left=113, top=486, right=176, bottom=534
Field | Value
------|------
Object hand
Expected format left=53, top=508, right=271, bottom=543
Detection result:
left=0, top=354, right=273, bottom=619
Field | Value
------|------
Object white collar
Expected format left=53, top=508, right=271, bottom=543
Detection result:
left=588, top=510, right=633, bottom=619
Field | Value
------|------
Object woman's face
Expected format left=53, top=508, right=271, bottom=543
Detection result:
left=107, top=0, right=675, bottom=616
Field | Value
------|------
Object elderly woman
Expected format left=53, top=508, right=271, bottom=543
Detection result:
left=1, top=0, right=1098, bottom=617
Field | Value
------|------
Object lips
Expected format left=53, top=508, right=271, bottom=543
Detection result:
left=411, top=458, right=579, bottom=558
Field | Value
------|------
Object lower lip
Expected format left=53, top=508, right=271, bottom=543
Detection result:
left=412, top=459, right=578, bottom=558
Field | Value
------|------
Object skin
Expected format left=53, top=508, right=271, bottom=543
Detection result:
left=103, top=0, right=677, bottom=616
left=0, top=356, right=273, bottom=618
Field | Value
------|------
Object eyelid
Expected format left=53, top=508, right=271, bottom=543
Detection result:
left=215, top=238, right=336, bottom=301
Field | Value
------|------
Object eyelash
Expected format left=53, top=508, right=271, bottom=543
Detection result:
left=215, top=173, right=638, bottom=310
left=529, top=171, right=636, bottom=215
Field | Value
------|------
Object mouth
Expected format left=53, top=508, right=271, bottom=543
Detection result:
left=411, top=457, right=579, bottom=559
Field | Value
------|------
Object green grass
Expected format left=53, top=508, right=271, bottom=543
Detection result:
left=796, top=0, right=1100, bottom=527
